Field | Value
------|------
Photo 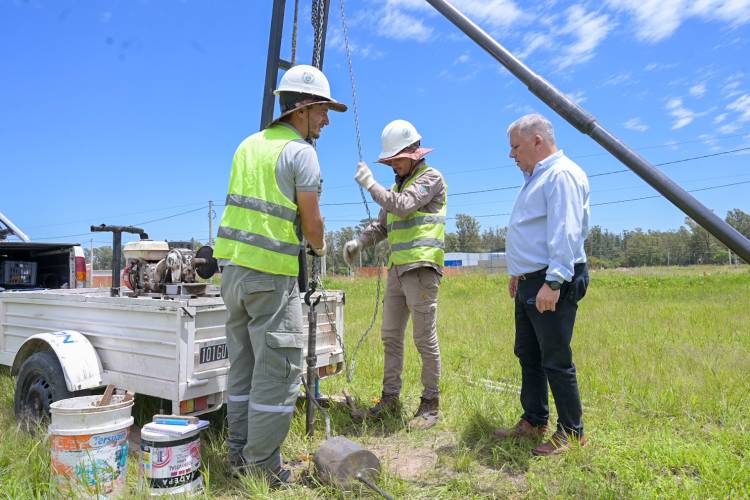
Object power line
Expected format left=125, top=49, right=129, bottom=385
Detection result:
left=440, top=133, right=750, bottom=175
left=588, top=146, right=750, bottom=178
left=20, top=202, right=209, bottom=230
left=592, top=179, right=750, bottom=207
left=134, top=205, right=207, bottom=225
left=33, top=205, right=208, bottom=241
left=320, top=145, right=750, bottom=202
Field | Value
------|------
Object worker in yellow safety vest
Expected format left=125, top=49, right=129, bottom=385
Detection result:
left=344, top=119, right=447, bottom=430
left=214, top=64, right=346, bottom=484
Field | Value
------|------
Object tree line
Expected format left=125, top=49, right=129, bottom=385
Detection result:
left=323, top=208, right=750, bottom=274
left=86, top=209, right=750, bottom=273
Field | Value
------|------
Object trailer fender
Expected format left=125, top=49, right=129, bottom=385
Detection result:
left=11, top=330, right=104, bottom=392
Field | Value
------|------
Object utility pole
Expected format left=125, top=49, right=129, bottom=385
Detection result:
left=208, top=200, right=215, bottom=247
left=89, top=238, right=94, bottom=287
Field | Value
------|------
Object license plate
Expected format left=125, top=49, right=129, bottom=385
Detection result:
left=199, top=343, right=228, bottom=364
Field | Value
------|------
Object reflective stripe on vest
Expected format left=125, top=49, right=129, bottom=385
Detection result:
left=386, top=164, right=447, bottom=267
left=213, top=124, right=302, bottom=276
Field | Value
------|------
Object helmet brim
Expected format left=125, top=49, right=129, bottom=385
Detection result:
left=376, top=147, right=433, bottom=165
left=267, top=98, right=348, bottom=128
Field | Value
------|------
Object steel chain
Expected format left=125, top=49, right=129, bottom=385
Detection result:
left=311, top=0, right=325, bottom=68
left=338, top=0, right=386, bottom=383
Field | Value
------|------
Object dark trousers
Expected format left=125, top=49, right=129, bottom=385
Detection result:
left=514, top=263, right=588, bottom=436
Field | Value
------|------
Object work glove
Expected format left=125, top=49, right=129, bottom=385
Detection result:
left=306, top=240, right=327, bottom=257
left=343, top=239, right=361, bottom=267
left=354, top=161, right=376, bottom=190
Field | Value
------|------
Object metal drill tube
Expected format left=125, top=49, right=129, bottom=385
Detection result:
left=425, top=0, right=750, bottom=263
left=306, top=301, right=318, bottom=437
left=112, top=231, right=121, bottom=297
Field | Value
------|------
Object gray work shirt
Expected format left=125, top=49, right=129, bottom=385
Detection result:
left=358, top=160, right=447, bottom=276
left=221, top=122, right=321, bottom=269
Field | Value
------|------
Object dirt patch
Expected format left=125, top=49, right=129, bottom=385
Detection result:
left=365, top=430, right=528, bottom=495
left=365, top=431, right=451, bottom=480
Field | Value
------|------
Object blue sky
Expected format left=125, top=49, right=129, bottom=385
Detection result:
left=2, top=0, right=749, bottom=249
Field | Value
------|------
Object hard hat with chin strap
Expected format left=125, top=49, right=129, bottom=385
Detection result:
left=269, top=65, right=347, bottom=127
left=377, top=119, right=433, bottom=164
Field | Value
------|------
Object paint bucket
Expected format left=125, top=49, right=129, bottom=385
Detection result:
left=49, top=394, right=134, bottom=498
left=140, top=422, right=203, bottom=496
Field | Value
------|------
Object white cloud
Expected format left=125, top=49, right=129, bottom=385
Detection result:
left=666, top=97, right=696, bottom=129
left=451, top=0, right=524, bottom=29
left=714, top=113, right=728, bottom=124
left=602, top=72, right=633, bottom=87
left=719, top=123, right=741, bottom=134
left=327, top=29, right=385, bottom=60
left=607, top=0, right=750, bottom=42
left=624, top=117, right=649, bottom=131
left=377, top=5, right=433, bottom=42
left=557, top=5, right=613, bottom=69
left=567, top=90, right=587, bottom=104
left=385, top=0, right=431, bottom=9
left=382, top=0, right=523, bottom=29
left=689, top=83, right=706, bottom=97
left=454, top=53, right=470, bottom=64
left=606, top=0, right=683, bottom=41
left=688, top=0, right=750, bottom=25
left=644, top=62, right=678, bottom=71
left=728, top=94, right=750, bottom=122
left=518, top=32, right=553, bottom=59
left=699, top=133, right=720, bottom=149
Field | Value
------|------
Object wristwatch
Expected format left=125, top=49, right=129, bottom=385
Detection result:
left=545, top=279, right=562, bottom=291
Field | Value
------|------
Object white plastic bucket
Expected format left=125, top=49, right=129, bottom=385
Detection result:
left=140, top=423, right=203, bottom=496
left=49, top=394, right=134, bottom=498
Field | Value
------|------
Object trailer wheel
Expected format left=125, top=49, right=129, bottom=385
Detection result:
left=14, top=351, right=72, bottom=432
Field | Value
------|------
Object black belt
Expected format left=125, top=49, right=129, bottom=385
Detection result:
left=517, top=267, right=548, bottom=280
left=517, top=263, right=586, bottom=281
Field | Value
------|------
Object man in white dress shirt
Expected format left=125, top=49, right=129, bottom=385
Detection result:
left=494, top=114, right=590, bottom=456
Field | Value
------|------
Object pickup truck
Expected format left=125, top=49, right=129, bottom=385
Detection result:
left=0, top=211, right=87, bottom=291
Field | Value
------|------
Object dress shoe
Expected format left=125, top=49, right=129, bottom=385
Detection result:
left=494, top=419, right=548, bottom=439
left=532, top=430, right=588, bottom=456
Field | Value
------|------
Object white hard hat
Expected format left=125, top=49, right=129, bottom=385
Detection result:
left=378, top=119, right=424, bottom=160
left=273, top=64, right=347, bottom=112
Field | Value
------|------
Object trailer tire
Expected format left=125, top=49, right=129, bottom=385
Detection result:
left=14, top=351, right=72, bottom=432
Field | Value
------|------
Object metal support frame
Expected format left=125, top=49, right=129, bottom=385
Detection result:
left=426, top=0, right=750, bottom=263
left=260, top=0, right=287, bottom=131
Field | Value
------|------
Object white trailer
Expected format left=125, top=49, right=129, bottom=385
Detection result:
left=0, top=287, right=344, bottom=424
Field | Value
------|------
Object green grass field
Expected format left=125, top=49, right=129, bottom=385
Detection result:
left=1, top=265, right=749, bottom=498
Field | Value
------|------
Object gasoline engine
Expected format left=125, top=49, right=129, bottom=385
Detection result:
left=122, top=240, right=218, bottom=297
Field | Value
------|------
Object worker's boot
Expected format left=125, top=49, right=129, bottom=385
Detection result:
left=368, top=392, right=401, bottom=419
left=230, top=456, right=292, bottom=488
left=408, top=396, right=439, bottom=430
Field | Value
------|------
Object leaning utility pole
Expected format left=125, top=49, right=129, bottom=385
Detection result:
left=426, top=0, right=750, bottom=264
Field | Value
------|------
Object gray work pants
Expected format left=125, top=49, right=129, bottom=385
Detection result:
left=381, top=266, right=441, bottom=399
left=221, top=265, right=305, bottom=472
